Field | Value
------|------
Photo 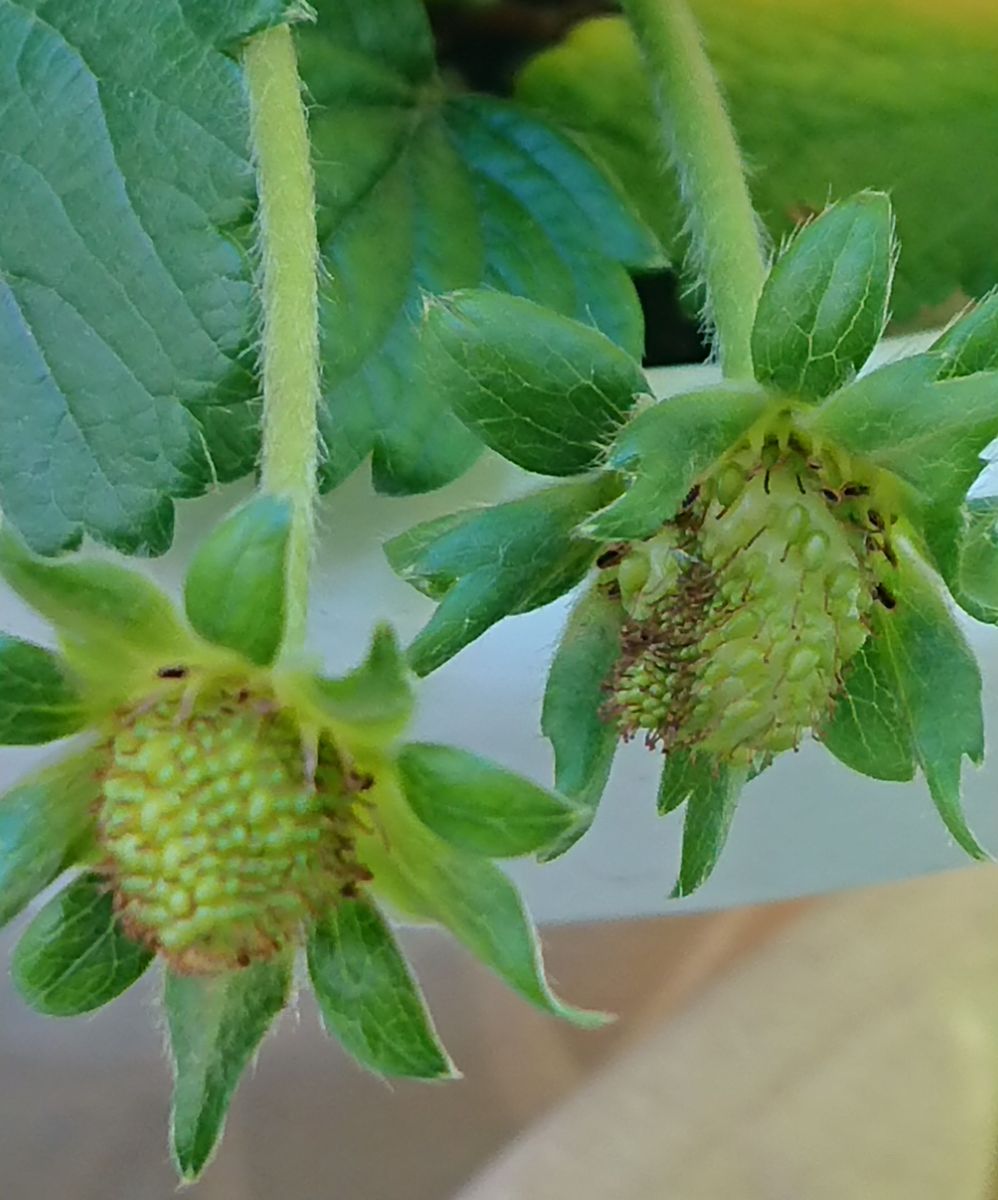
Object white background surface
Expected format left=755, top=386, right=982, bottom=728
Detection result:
left=2, top=338, right=996, bottom=922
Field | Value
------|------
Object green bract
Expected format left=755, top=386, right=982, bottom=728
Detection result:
left=394, top=192, right=998, bottom=892
left=0, top=497, right=597, bottom=1180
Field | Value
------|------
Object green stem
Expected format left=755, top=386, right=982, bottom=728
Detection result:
left=244, top=24, right=320, bottom=655
left=620, top=0, right=766, bottom=380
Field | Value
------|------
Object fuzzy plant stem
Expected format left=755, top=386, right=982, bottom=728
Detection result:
left=620, top=0, right=766, bottom=380
left=244, top=24, right=320, bottom=655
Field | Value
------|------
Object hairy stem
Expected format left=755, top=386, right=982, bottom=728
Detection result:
left=244, top=24, right=319, bottom=655
left=620, top=0, right=766, bottom=380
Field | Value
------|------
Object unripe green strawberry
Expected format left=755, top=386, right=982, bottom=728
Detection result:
left=98, top=683, right=367, bottom=974
left=607, top=440, right=894, bottom=765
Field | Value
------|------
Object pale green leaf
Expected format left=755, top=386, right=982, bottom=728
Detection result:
left=0, top=634, right=85, bottom=744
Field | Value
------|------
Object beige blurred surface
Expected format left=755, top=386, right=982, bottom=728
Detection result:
left=6, top=867, right=998, bottom=1197
left=459, top=866, right=998, bottom=1200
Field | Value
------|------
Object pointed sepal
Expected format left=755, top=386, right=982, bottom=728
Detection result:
left=540, top=580, right=623, bottom=860
left=932, top=288, right=998, bottom=378
left=307, top=624, right=413, bottom=746
left=307, top=897, right=456, bottom=1080
left=659, top=753, right=746, bottom=898
left=184, top=496, right=293, bottom=666
left=166, top=956, right=292, bottom=1181
left=398, top=743, right=584, bottom=858
left=0, top=635, right=86, bottom=744
left=420, top=289, right=648, bottom=475
left=386, top=476, right=617, bottom=676
left=12, top=872, right=153, bottom=1016
left=751, top=191, right=895, bottom=400
left=580, top=386, right=769, bottom=541
left=0, top=750, right=100, bottom=928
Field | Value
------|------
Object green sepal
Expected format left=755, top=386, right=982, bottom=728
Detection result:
left=948, top=506, right=998, bottom=623
left=932, top=289, right=998, bottom=378
left=387, top=476, right=619, bottom=676
left=0, top=750, right=100, bottom=928
left=580, top=386, right=769, bottom=541
left=850, top=550, right=988, bottom=859
left=421, top=290, right=648, bottom=476
left=751, top=192, right=895, bottom=401
left=0, top=634, right=86, bottom=744
left=184, top=496, right=292, bottom=666
left=539, top=580, right=623, bottom=860
left=307, top=896, right=456, bottom=1080
left=11, top=872, right=153, bottom=1017
left=362, top=775, right=608, bottom=1028
left=307, top=624, right=413, bottom=746
left=166, top=956, right=292, bottom=1181
left=658, top=753, right=746, bottom=898
left=0, top=531, right=193, bottom=683
left=397, top=743, right=584, bottom=858
left=804, top=356, right=998, bottom=612
left=819, top=642, right=916, bottom=783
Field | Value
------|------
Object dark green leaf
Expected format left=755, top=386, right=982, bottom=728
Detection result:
left=580, top=386, right=769, bottom=541
left=362, top=781, right=607, bottom=1027
left=387, top=475, right=619, bottom=676
left=309, top=625, right=414, bottom=743
left=0, top=0, right=292, bottom=553
left=950, top=506, right=998, bottom=623
left=859, top=549, right=988, bottom=858
left=307, top=897, right=455, bottom=1079
left=0, top=751, right=99, bottom=928
left=516, top=8, right=998, bottom=321
left=660, top=755, right=746, bottom=898
left=751, top=192, right=894, bottom=400
left=184, top=496, right=291, bottom=665
left=932, top=289, right=998, bottom=379
left=0, top=635, right=85, bottom=744
left=12, top=873, right=152, bottom=1017
left=421, top=290, right=648, bottom=475
left=166, top=957, right=291, bottom=1180
left=398, top=743, right=583, bottom=858
left=301, top=0, right=658, bottom=496
left=803, top=358, right=998, bottom=602
left=540, top=581, right=623, bottom=860
left=0, top=531, right=193, bottom=681
left=819, top=641, right=917, bottom=782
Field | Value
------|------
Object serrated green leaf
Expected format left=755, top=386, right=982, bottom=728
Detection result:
left=387, top=475, right=619, bottom=676
left=540, top=581, right=623, bottom=860
left=661, top=755, right=745, bottom=898
left=398, top=743, right=582, bottom=858
left=862, top=549, right=988, bottom=858
left=0, top=532, right=193, bottom=686
left=166, top=956, right=291, bottom=1181
left=363, top=775, right=607, bottom=1028
left=308, top=624, right=414, bottom=743
left=932, top=290, right=998, bottom=378
left=516, top=6, right=998, bottom=322
left=300, top=0, right=658, bottom=496
left=0, top=750, right=99, bottom=928
left=12, top=872, right=152, bottom=1017
left=751, top=193, right=894, bottom=400
left=0, top=0, right=289, bottom=554
left=184, top=496, right=291, bottom=666
left=819, top=641, right=917, bottom=782
left=0, top=635, right=85, bottom=744
left=804, top=358, right=998, bottom=607
left=307, top=896, right=455, bottom=1079
left=421, top=290, right=648, bottom=476
left=580, top=386, right=769, bottom=541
